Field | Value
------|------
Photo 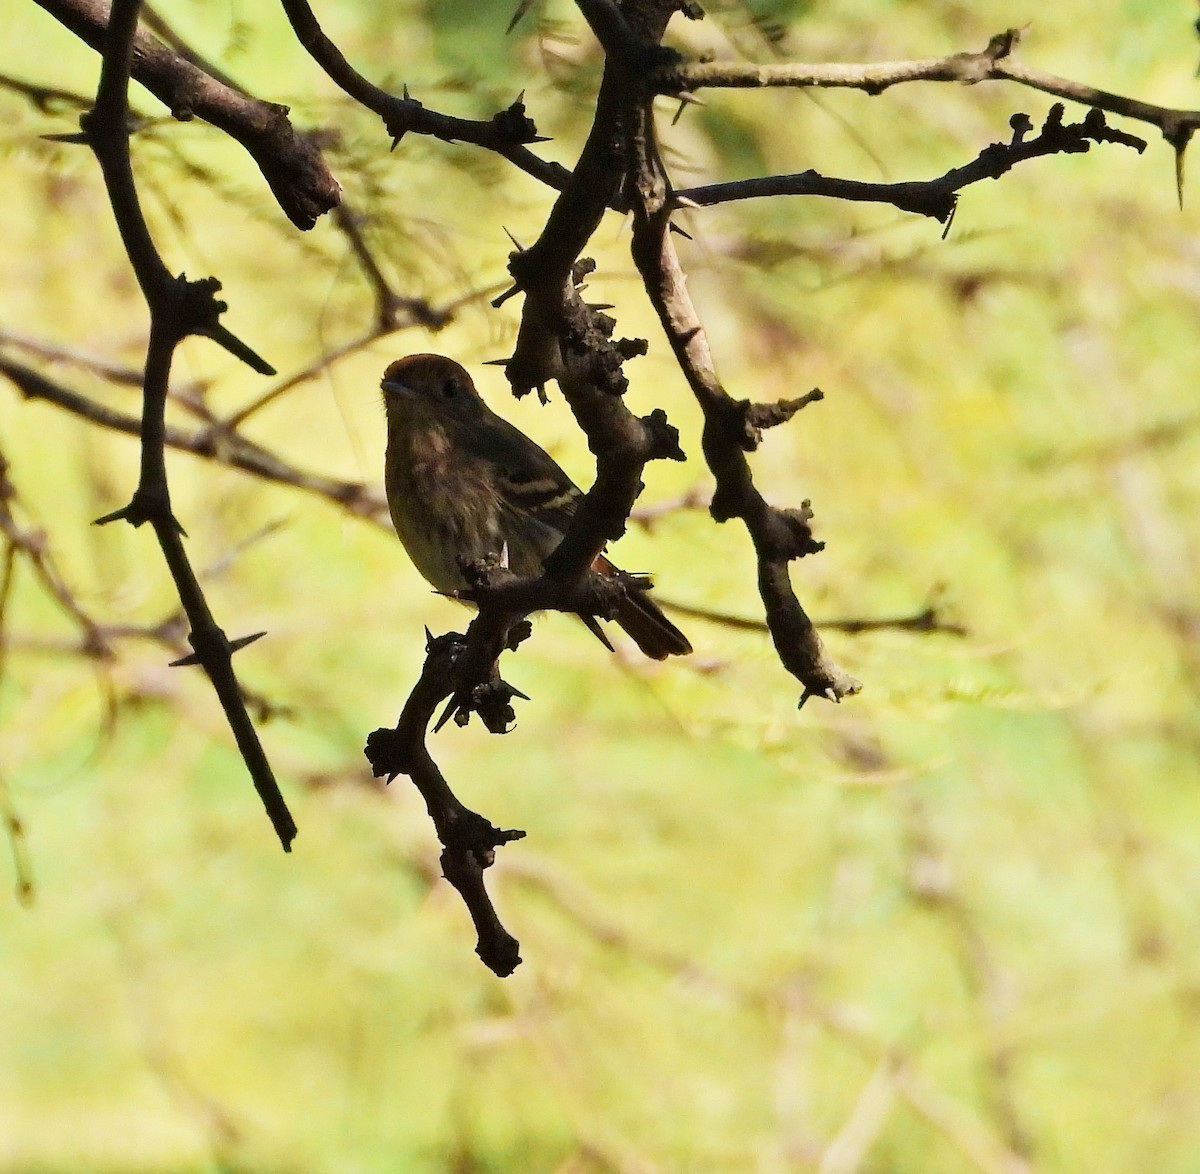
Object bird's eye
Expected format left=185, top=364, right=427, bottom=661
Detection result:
left=441, top=379, right=460, bottom=399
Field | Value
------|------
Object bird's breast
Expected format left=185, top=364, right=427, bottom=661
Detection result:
left=385, top=424, right=506, bottom=592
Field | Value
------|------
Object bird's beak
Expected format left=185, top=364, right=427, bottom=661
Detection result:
left=380, top=377, right=415, bottom=402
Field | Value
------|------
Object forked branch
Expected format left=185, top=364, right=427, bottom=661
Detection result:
left=81, top=0, right=296, bottom=850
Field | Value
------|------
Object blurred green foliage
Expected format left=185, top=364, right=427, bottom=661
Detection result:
left=2, top=0, right=1200, bottom=1170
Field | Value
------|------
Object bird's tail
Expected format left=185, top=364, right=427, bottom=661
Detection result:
left=579, top=556, right=692, bottom=660
left=614, top=588, right=692, bottom=660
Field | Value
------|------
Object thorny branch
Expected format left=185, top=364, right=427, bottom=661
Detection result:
left=366, top=629, right=528, bottom=975
left=277, top=0, right=572, bottom=192
left=365, top=0, right=696, bottom=970
left=0, top=354, right=389, bottom=520
left=78, top=0, right=296, bottom=849
left=360, top=7, right=1174, bottom=969
left=625, top=96, right=862, bottom=703
left=32, top=0, right=340, bottom=229
left=657, top=27, right=1200, bottom=203
left=676, top=105, right=1146, bottom=228
left=13, top=0, right=1188, bottom=967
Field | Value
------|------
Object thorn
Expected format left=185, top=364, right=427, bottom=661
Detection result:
left=824, top=687, right=839, bottom=703
left=506, top=0, right=533, bottom=34
left=502, top=225, right=526, bottom=251
left=529, top=135, right=553, bottom=143
left=92, top=500, right=186, bottom=534
left=941, top=198, right=957, bottom=241
left=402, top=83, right=411, bottom=100
left=424, top=625, right=434, bottom=647
left=169, top=629, right=266, bottom=667
left=579, top=613, right=615, bottom=652
left=536, top=383, right=548, bottom=405
left=200, top=324, right=276, bottom=377
left=491, top=285, right=521, bottom=308
left=669, top=92, right=706, bottom=127
left=674, top=194, right=702, bottom=210
left=390, top=135, right=403, bottom=151
left=482, top=357, right=511, bottom=367
left=516, top=89, right=525, bottom=104
left=433, top=695, right=459, bottom=732
left=510, top=685, right=531, bottom=702
left=500, top=540, right=510, bottom=569
left=228, top=630, right=267, bottom=654
left=586, top=302, right=616, bottom=311
left=1174, top=138, right=1188, bottom=210
left=669, top=222, right=693, bottom=241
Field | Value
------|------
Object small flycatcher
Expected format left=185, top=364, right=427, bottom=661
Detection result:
left=381, top=354, right=691, bottom=660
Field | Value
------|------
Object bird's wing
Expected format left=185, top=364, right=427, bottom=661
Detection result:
left=483, top=413, right=583, bottom=534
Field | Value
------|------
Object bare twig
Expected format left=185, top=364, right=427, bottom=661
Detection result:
left=0, top=463, right=33, bottom=911
left=658, top=598, right=967, bottom=637
left=0, top=447, right=114, bottom=660
left=81, top=0, right=295, bottom=849
left=656, top=24, right=1191, bottom=138
left=625, top=101, right=860, bottom=704
left=0, top=355, right=390, bottom=524
left=657, top=26, right=1199, bottom=203
left=33, top=0, right=341, bottom=228
left=0, top=775, right=34, bottom=908
left=217, top=280, right=500, bottom=431
left=139, top=1, right=249, bottom=95
left=655, top=30, right=1033, bottom=96
left=365, top=631, right=525, bottom=975
left=277, top=0, right=571, bottom=191
left=0, top=69, right=92, bottom=111
left=629, top=484, right=711, bottom=526
left=0, top=327, right=146, bottom=386
left=675, top=105, right=1146, bottom=226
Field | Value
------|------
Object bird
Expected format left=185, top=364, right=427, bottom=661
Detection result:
left=381, top=353, right=691, bottom=660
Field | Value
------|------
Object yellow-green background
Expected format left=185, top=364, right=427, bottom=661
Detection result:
left=2, top=1, right=1199, bottom=1170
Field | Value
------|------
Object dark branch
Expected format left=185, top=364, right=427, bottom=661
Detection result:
left=625, top=95, right=860, bottom=704
left=365, top=631, right=525, bottom=977
left=654, top=29, right=1032, bottom=96
left=80, top=0, right=296, bottom=849
left=675, top=105, right=1147, bottom=225
left=0, top=69, right=93, bottom=112
left=360, top=0, right=693, bottom=972
left=0, top=355, right=390, bottom=524
left=656, top=25, right=1199, bottom=202
left=277, top=0, right=571, bottom=191
left=32, top=0, right=341, bottom=228
left=659, top=598, right=968, bottom=638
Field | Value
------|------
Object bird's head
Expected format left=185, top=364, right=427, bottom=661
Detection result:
left=380, top=354, right=487, bottom=432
